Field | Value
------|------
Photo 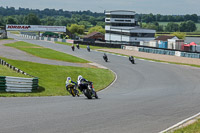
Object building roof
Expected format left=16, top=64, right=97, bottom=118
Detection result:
left=155, top=36, right=177, bottom=41
left=84, top=32, right=104, bottom=38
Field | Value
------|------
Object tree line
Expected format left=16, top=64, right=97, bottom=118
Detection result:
left=137, top=13, right=199, bottom=23
left=0, top=6, right=199, bottom=34
left=142, top=21, right=197, bottom=32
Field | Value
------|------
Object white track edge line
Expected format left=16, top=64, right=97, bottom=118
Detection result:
left=159, top=112, right=200, bottom=133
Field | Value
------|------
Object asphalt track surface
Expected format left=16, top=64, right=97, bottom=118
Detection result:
left=1, top=34, right=200, bottom=133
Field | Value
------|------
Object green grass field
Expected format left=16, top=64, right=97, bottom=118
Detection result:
left=0, top=57, right=115, bottom=97
left=0, top=38, right=14, bottom=40
left=0, top=65, right=30, bottom=78
left=10, top=31, right=20, bottom=34
left=5, top=41, right=89, bottom=63
left=173, top=119, right=200, bottom=133
left=56, top=42, right=111, bottom=50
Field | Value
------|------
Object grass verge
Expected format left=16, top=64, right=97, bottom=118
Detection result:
left=10, top=31, right=20, bottom=34
left=55, top=41, right=113, bottom=50
left=0, top=38, right=14, bottom=40
left=173, top=119, right=200, bottom=133
left=0, top=57, right=115, bottom=97
left=0, top=65, right=30, bottom=78
left=5, top=41, right=89, bottom=63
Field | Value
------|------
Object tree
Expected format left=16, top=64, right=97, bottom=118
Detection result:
left=180, top=21, right=197, bottom=32
left=67, top=24, right=85, bottom=35
left=24, top=13, right=40, bottom=25
left=41, top=16, right=56, bottom=25
left=78, top=21, right=92, bottom=29
left=6, top=16, right=17, bottom=24
left=171, top=32, right=186, bottom=39
left=165, top=22, right=179, bottom=32
left=96, top=22, right=105, bottom=28
left=142, top=22, right=163, bottom=31
left=88, top=26, right=105, bottom=34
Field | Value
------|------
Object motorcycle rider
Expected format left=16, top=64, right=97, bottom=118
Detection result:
left=129, top=56, right=135, bottom=64
left=71, top=44, right=75, bottom=51
left=87, top=45, right=90, bottom=52
left=66, top=77, right=78, bottom=95
left=77, top=75, right=95, bottom=94
left=103, top=53, right=108, bottom=62
left=76, top=43, right=80, bottom=49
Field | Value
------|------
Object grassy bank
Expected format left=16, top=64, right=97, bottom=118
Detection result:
left=5, top=41, right=89, bottom=63
left=10, top=31, right=20, bottom=34
left=0, top=65, right=30, bottom=78
left=56, top=42, right=111, bottom=50
left=173, top=119, right=200, bottom=133
left=0, top=57, right=115, bottom=97
left=0, top=38, right=14, bottom=40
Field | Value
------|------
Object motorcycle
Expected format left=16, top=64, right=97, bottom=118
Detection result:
left=87, top=46, right=90, bottom=52
left=71, top=45, right=75, bottom=51
left=67, top=84, right=79, bottom=97
left=82, top=81, right=98, bottom=99
left=76, top=44, right=80, bottom=49
left=103, top=53, right=108, bottom=62
left=129, top=56, right=135, bottom=64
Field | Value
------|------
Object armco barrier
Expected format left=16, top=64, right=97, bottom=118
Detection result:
left=138, top=47, right=176, bottom=56
left=0, top=76, right=38, bottom=92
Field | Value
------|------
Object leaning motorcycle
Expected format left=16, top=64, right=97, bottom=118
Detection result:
left=129, top=56, right=135, bottom=64
left=68, top=84, right=79, bottom=97
left=87, top=46, right=90, bottom=52
left=82, top=82, right=98, bottom=99
left=71, top=45, right=75, bottom=51
left=103, top=54, right=108, bottom=62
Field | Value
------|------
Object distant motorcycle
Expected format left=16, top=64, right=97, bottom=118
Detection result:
left=71, top=45, right=75, bottom=51
left=76, top=44, right=80, bottom=49
left=87, top=45, right=90, bottom=52
left=82, top=81, right=98, bottom=99
left=129, top=56, right=135, bottom=64
left=103, top=53, right=108, bottom=62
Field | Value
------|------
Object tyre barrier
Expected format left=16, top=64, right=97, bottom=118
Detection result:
left=139, top=47, right=176, bottom=56
left=0, top=76, right=38, bottom=92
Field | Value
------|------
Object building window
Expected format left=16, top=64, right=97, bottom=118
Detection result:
left=115, top=20, right=125, bottom=22
left=106, top=15, right=135, bottom=18
left=107, top=23, right=136, bottom=27
left=106, top=30, right=155, bottom=37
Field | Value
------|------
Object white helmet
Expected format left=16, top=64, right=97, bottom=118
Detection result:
left=67, top=77, right=71, bottom=81
left=78, top=75, right=83, bottom=81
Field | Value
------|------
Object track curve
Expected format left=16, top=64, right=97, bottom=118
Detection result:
left=1, top=33, right=200, bottom=133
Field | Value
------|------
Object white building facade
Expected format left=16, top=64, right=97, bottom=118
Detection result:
left=105, top=10, right=156, bottom=45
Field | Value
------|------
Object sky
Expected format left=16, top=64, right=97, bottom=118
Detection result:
left=0, top=0, right=200, bottom=15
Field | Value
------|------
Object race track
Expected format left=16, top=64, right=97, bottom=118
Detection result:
left=1, top=34, right=200, bottom=133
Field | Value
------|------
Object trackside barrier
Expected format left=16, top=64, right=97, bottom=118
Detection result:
left=20, top=34, right=74, bottom=44
left=138, top=47, right=176, bottom=56
left=132, top=46, right=200, bottom=59
left=0, top=76, right=38, bottom=92
left=180, top=52, right=200, bottom=58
